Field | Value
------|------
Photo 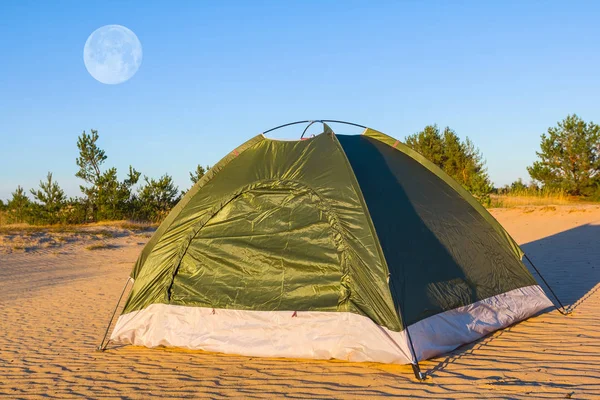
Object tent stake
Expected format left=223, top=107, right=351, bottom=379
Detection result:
left=411, top=363, right=425, bottom=381
left=388, top=274, right=426, bottom=381
left=97, top=276, right=132, bottom=351
left=404, top=325, right=425, bottom=381
left=523, top=253, right=571, bottom=315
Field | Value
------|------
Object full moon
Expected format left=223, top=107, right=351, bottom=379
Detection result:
left=83, top=25, right=142, bottom=85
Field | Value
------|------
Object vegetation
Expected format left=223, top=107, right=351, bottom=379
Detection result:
left=489, top=114, right=600, bottom=207
left=76, top=130, right=142, bottom=221
left=405, top=125, right=493, bottom=205
left=2, top=115, right=599, bottom=226
left=527, top=114, right=600, bottom=197
left=5, top=186, right=31, bottom=224
left=0, top=221, right=156, bottom=236
left=30, top=172, right=66, bottom=224
left=491, top=181, right=570, bottom=208
left=189, top=164, right=209, bottom=184
left=405, top=115, right=600, bottom=207
left=136, top=174, right=180, bottom=221
left=1, top=130, right=208, bottom=226
left=86, top=243, right=116, bottom=251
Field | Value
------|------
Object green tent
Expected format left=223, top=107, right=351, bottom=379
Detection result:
left=108, top=121, right=553, bottom=376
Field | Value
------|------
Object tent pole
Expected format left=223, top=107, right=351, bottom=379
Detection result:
left=388, top=277, right=426, bottom=380
left=300, top=120, right=324, bottom=139
left=320, top=120, right=368, bottom=130
left=405, top=326, right=425, bottom=381
left=96, top=276, right=132, bottom=351
left=262, top=120, right=311, bottom=135
left=523, top=253, right=571, bottom=315
left=262, top=119, right=369, bottom=137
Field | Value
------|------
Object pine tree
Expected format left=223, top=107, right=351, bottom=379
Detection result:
left=30, top=172, right=66, bottom=224
left=405, top=125, right=445, bottom=166
left=190, top=164, right=210, bottom=184
left=405, top=125, right=492, bottom=204
left=510, top=178, right=528, bottom=192
left=75, top=130, right=106, bottom=219
left=7, top=186, right=32, bottom=223
left=76, top=130, right=106, bottom=188
left=75, top=130, right=141, bottom=220
left=95, top=166, right=141, bottom=220
left=138, top=174, right=180, bottom=221
left=527, top=114, right=600, bottom=196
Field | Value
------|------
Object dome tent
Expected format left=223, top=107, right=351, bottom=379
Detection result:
left=104, top=121, right=556, bottom=379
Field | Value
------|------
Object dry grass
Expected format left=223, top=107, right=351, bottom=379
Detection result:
left=0, top=220, right=157, bottom=235
left=0, top=220, right=156, bottom=254
left=488, top=187, right=581, bottom=208
left=0, top=224, right=72, bottom=235
left=85, top=243, right=115, bottom=251
left=490, top=195, right=575, bottom=208
left=117, top=221, right=157, bottom=231
left=568, top=207, right=589, bottom=213
left=90, top=220, right=157, bottom=231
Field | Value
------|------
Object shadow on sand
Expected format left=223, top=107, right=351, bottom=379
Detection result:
left=521, top=223, right=600, bottom=310
left=426, top=223, right=600, bottom=378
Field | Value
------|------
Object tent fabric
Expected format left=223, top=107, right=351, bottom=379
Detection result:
left=109, top=124, right=553, bottom=365
left=337, top=133, right=537, bottom=326
left=122, top=131, right=400, bottom=331
left=110, top=285, right=551, bottom=363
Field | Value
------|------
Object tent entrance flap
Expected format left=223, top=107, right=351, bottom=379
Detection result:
left=169, top=183, right=348, bottom=313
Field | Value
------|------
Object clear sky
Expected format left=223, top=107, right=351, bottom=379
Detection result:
left=1, top=1, right=599, bottom=200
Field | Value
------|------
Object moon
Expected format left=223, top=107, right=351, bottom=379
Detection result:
left=83, top=25, right=142, bottom=85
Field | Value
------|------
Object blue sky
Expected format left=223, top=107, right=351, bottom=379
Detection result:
left=1, top=1, right=599, bottom=200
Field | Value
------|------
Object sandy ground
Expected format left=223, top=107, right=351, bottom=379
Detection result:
left=0, top=206, right=599, bottom=399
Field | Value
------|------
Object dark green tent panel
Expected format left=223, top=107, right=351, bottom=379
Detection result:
left=109, top=122, right=553, bottom=368
left=337, top=133, right=536, bottom=326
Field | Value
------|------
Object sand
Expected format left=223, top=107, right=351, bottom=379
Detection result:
left=0, top=205, right=599, bottom=399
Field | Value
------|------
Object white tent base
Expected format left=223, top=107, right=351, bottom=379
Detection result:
left=110, top=285, right=552, bottom=364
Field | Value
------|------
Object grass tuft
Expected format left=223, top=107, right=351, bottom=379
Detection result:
left=85, top=243, right=115, bottom=251
left=85, top=230, right=116, bottom=238
left=118, top=221, right=156, bottom=231
left=489, top=187, right=580, bottom=208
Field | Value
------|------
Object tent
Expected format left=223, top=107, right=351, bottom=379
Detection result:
left=105, top=121, right=556, bottom=378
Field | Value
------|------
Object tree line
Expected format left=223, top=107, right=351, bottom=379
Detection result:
left=404, top=114, right=600, bottom=203
left=1, top=114, right=598, bottom=225
left=0, top=130, right=209, bottom=225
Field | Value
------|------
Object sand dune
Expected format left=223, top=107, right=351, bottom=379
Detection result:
left=0, top=205, right=599, bottom=399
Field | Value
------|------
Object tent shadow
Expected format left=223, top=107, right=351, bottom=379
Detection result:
left=521, top=223, right=600, bottom=311
left=425, top=222, right=600, bottom=378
